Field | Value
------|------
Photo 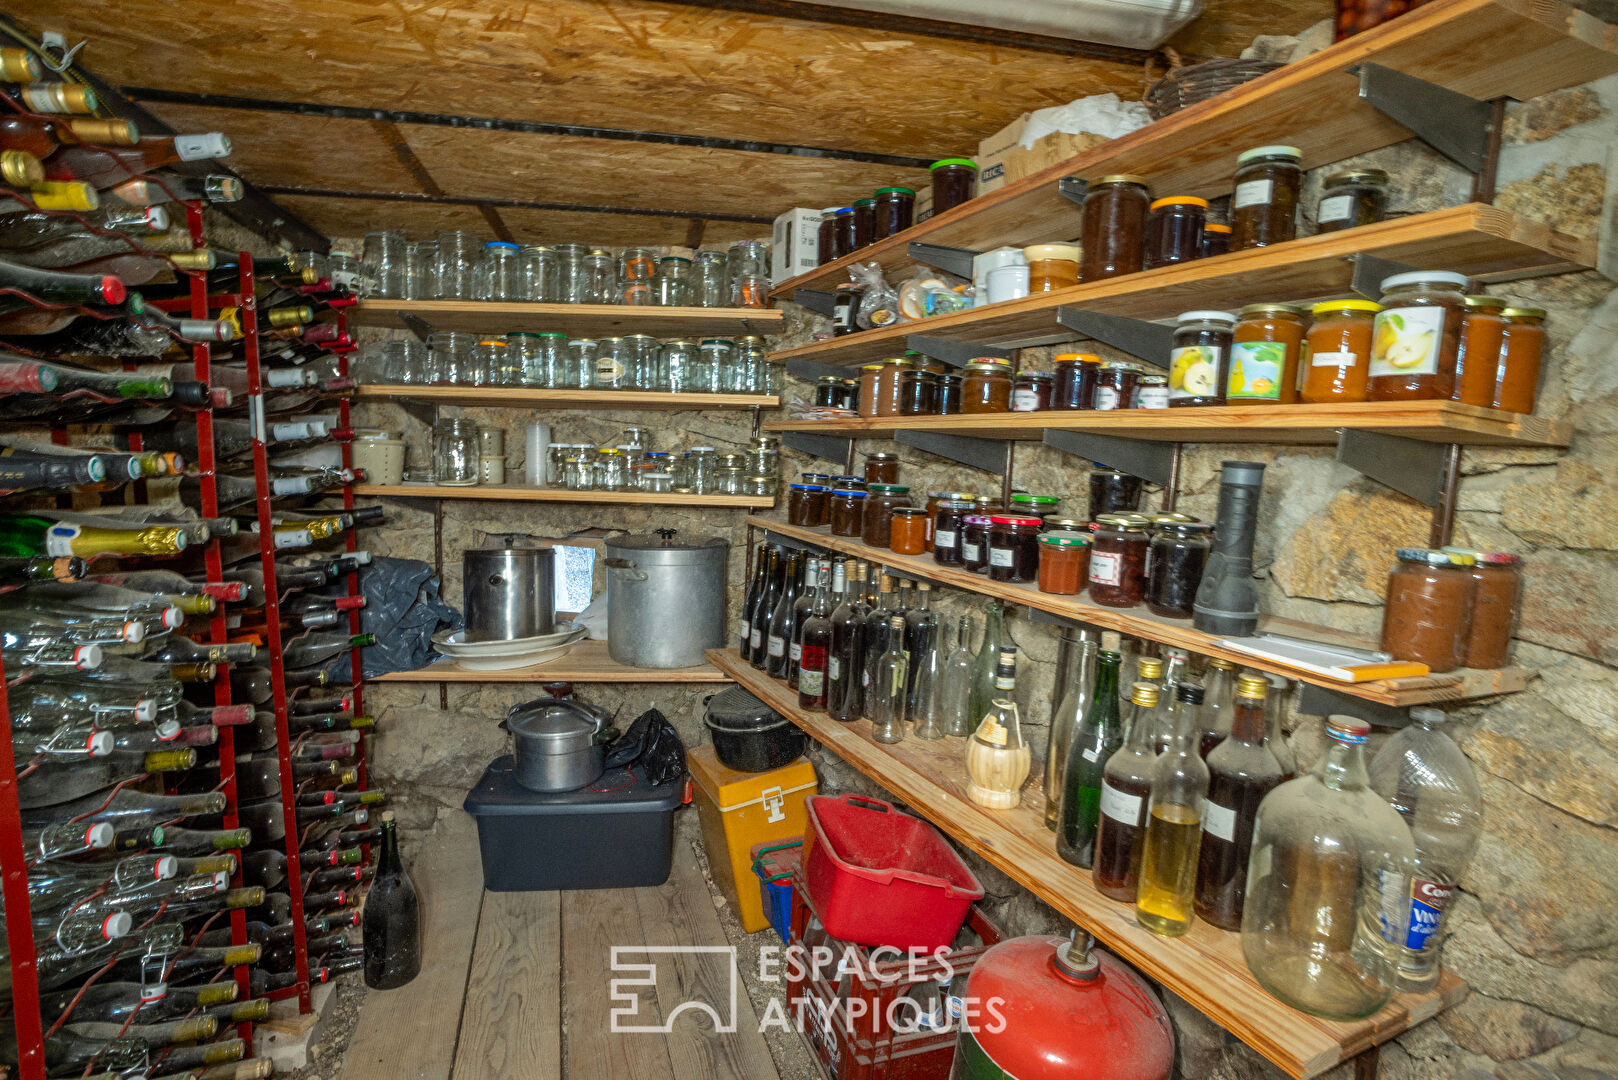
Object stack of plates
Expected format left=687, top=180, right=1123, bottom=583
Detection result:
left=429, top=623, right=588, bottom=671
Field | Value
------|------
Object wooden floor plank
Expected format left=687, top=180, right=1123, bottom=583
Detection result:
left=632, top=841, right=781, bottom=1080
left=561, top=878, right=678, bottom=1080
left=338, top=813, right=486, bottom=1080
left=450, top=891, right=562, bottom=1080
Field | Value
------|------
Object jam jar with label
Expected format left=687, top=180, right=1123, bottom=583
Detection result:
left=1145, top=196, right=1209, bottom=269
left=1380, top=549, right=1476, bottom=672
left=1452, top=295, right=1507, bottom=408
left=1037, top=531, right=1091, bottom=595
left=1080, top=175, right=1150, bottom=281
left=1230, top=145, right=1301, bottom=250
left=962, top=359, right=1013, bottom=413
left=1093, top=362, right=1139, bottom=411
left=1302, top=299, right=1380, bottom=403
left=1443, top=548, right=1522, bottom=669
left=1088, top=514, right=1151, bottom=607
left=1053, top=353, right=1100, bottom=410
left=1135, top=375, right=1169, bottom=409
left=1229, top=304, right=1306, bottom=405
left=829, top=487, right=868, bottom=537
left=1010, top=371, right=1054, bottom=412
left=1369, top=271, right=1467, bottom=400
left=932, top=499, right=973, bottom=565
left=1147, top=522, right=1212, bottom=618
left=987, top=515, right=1043, bottom=583
left=832, top=281, right=865, bottom=336
left=924, top=490, right=973, bottom=543
left=1493, top=307, right=1546, bottom=413
left=960, top=514, right=993, bottom=573
left=1315, top=169, right=1387, bottom=233
left=1169, top=310, right=1236, bottom=407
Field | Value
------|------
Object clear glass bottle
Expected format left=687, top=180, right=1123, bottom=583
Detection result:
left=1044, top=632, right=1098, bottom=830
left=1057, top=648, right=1124, bottom=869
left=965, top=646, right=1030, bottom=809
left=1092, top=681, right=1161, bottom=903
left=1195, top=674, right=1285, bottom=931
left=867, top=615, right=909, bottom=743
left=911, top=614, right=949, bottom=741
left=1367, top=708, right=1483, bottom=992
left=966, top=600, right=1004, bottom=729
left=1199, top=657, right=1237, bottom=759
left=1136, top=691, right=1209, bottom=937
left=938, top=614, right=975, bottom=738
left=1241, top=716, right=1416, bottom=1019
left=1263, top=673, right=1298, bottom=779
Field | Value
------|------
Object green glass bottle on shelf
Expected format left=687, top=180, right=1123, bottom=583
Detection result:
left=1056, top=647, right=1123, bottom=869
left=966, top=599, right=1004, bottom=731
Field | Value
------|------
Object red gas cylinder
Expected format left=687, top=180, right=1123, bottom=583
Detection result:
left=949, top=932, right=1174, bottom=1080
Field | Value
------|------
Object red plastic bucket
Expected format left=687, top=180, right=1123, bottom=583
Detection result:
left=803, top=794, right=984, bottom=950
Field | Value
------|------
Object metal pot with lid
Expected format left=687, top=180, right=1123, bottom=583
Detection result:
left=504, top=696, right=613, bottom=792
left=605, top=528, right=728, bottom=669
left=464, top=546, right=555, bottom=642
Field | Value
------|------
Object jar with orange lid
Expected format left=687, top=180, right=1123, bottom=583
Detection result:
left=1369, top=271, right=1467, bottom=400
left=961, top=359, right=1013, bottom=413
left=1452, top=296, right=1507, bottom=407
left=1228, top=304, right=1306, bottom=405
left=1053, top=353, right=1100, bottom=410
left=1037, top=531, right=1091, bottom=595
left=1080, top=175, right=1150, bottom=281
left=1024, top=244, right=1080, bottom=292
left=1302, top=299, right=1380, bottom=403
left=1380, top=549, right=1476, bottom=672
left=1492, top=307, right=1545, bottom=414
left=873, top=357, right=913, bottom=416
left=856, top=363, right=884, bottom=417
left=1145, top=196, right=1209, bottom=269
left=888, top=507, right=928, bottom=555
left=1203, top=222, right=1232, bottom=258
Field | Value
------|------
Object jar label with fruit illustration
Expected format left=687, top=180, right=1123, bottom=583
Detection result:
left=1370, top=307, right=1444, bottom=378
left=1227, top=341, right=1286, bottom=400
left=1169, top=345, right=1224, bottom=402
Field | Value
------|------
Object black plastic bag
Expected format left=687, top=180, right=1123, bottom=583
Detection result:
left=604, top=707, right=686, bottom=787
left=324, top=556, right=461, bottom=680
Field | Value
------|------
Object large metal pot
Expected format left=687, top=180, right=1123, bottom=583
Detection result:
left=605, top=528, right=728, bottom=668
left=464, top=546, right=555, bottom=642
left=505, top=697, right=611, bottom=792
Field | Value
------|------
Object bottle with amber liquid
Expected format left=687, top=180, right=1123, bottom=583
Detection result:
left=1194, top=674, right=1285, bottom=930
left=1135, top=680, right=1209, bottom=937
left=1198, top=657, right=1237, bottom=758
left=1092, top=681, right=1163, bottom=902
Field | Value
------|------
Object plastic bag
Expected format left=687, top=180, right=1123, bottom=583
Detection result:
left=849, top=261, right=902, bottom=330
left=331, top=556, right=461, bottom=679
left=603, top=707, right=687, bottom=787
left=897, top=266, right=974, bottom=321
left=1018, top=92, right=1150, bottom=148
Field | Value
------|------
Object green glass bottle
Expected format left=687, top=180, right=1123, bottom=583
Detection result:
left=966, top=599, right=1004, bottom=731
left=1056, top=649, right=1123, bottom=869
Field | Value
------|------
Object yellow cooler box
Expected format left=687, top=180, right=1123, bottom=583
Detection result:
left=688, top=746, right=818, bottom=933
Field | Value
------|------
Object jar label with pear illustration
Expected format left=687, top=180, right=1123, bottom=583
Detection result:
left=1369, top=307, right=1444, bottom=379
left=1168, top=344, right=1224, bottom=403
left=1227, top=340, right=1286, bottom=400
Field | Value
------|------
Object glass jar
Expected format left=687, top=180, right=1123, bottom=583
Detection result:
left=475, top=241, right=523, bottom=301
left=1169, top=310, right=1236, bottom=407
left=1135, top=374, right=1169, bottom=409
left=1090, top=468, right=1144, bottom=519
left=1493, top=307, right=1546, bottom=413
left=817, top=208, right=840, bottom=265
left=1094, top=362, right=1139, bottom=411
left=700, top=339, right=734, bottom=393
left=814, top=375, right=844, bottom=408
left=1302, top=300, right=1380, bottom=403
left=1145, top=196, right=1209, bottom=269
left=923, top=490, right=968, bottom=542
left=594, top=448, right=628, bottom=491
left=649, top=339, right=689, bottom=393
left=872, top=358, right=911, bottom=416
left=1203, top=223, right=1232, bottom=258
left=623, top=334, right=660, bottom=391
left=1445, top=548, right=1522, bottom=669
left=932, top=499, right=972, bottom=565
left=433, top=419, right=480, bottom=486
left=505, top=331, right=547, bottom=388
left=655, top=256, right=693, bottom=307
left=1230, top=145, right=1302, bottom=250
left=563, top=453, right=594, bottom=491
left=851, top=198, right=876, bottom=249
left=1053, top=353, right=1100, bottom=410
left=874, top=186, right=915, bottom=239
left=1008, top=493, right=1060, bottom=522
left=1037, top=531, right=1091, bottom=595
left=641, top=470, right=674, bottom=493
left=856, top=364, right=884, bottom=417
left=520, top=244, right=558, bottom=302
left=563, top=338, right=597, bottom=389
left=1380, top=549, right=1477, bottom=672
left=929, top=158, right=977, bottom=215
left=1370, top=271, right=1467, bottom=400
left=987, top=515, right=1043, bottom=583
left=831, top=207, right=856, bottom=259
left=593, top=337, right=626, bottom=390
left=583, top=248, right=616, bottom=304
left=1024, top=244, right=1080, bottom=292
left=830, top=488, right=868, bottom=537
left=714, top=453, right=746, bottom=495
left=960, top=515, right=993, bottom=573
left=1088, top=514, right=1151, bottom=607
left=864, top=453, right=900, bottom=485
left=1147, top=522, right=1212, bottom=618
left=788, top=484, right=828, bottom=527
left=897, top=368, right=938, bottom=415
left=617, top=247, right=656, bottom=305
left=685, top=446, right=717, bottom=495
left=728, top=240, right=770, bottom=307
left=472, top=338, right=510, bottom=386
left=426, top=331, right=474, bottom=385
left=1080, top=175, right=1150, bottom=281
left=863, top=484, right=911, bottom=547
left=1229, top=304, right=1306, bottom=405
left=832, top=282, right=865, bottom=336
left=1010, top=371, right=1054, bottom=412
left=889, top=508, right=928, bottom=555
left=554, top=243, right=591, bottom=304
left=1316, top=168, right=1388, bottom=233
left=434, top=230, right=478, bottom=298
left=936, top=373, right=962, bottom=415
left=744, top=437, right=779, bottom=479
left=693, top=250, right=728, bottom=307
left=1451, top=295, right=1508, bottom=407
left=961, top=359, right=1013, bottom=413
left=734, top=335, right=768, bottom=394
left=745, top=474, right=776, bottom=498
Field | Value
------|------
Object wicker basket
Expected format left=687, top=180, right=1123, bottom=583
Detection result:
left=1144, top=57, right=1285, bottom=120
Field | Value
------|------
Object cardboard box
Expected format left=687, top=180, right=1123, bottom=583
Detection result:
left=978, top=113, right=1110, bottom=193
left=772, top=207, right=823, bottom=284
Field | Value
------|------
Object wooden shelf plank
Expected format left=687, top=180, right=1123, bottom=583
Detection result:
left=770, top=0, right=1618, bottom=300
left=354, top=484, right=774, bottom=507
left=707, top=649, right=1467, bottom=1079
left=747, top=517, right=1529, bottom=706
left=348, top=299, right=783, bottom=338
left=768, top=205, right=1592, bottom=367
left=764, top=400, right=1572, bottom=449
left=355, top=385, right=778, bottom=411
left=370, top=639, right=730, bottom=683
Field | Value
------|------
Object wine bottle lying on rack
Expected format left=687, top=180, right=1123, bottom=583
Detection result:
left=105, top=173, right=242, bottom=207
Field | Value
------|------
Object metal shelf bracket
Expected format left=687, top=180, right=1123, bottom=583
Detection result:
left=1058, top=177, right=1089, bottom=205
left=894, top=430, right=1010, bottom=475
left=1354, top=63, right=1493, bottom=173
left=908, top=242, right=981, bottom=279
left=1350, top=252, right=1418, bottom=300
left=794, top=288, right=838, bottom=318
left=1056, top=307, right=1176, bottom=362
left=785, top=357, right=855, bottom=383
left=398, top=311, right=434, bottom=342
left=781, top=431, right=854, bottom=466
left=1335, top=429, right=1451, bottom=505
left=1298, top=682, right=1412, bottom=729
left=1042, top=429, right=1177, bottom=486
left=907, top=335, right=1012, bottom=368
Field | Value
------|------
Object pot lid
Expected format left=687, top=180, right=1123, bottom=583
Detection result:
left=608, top=527, right=727, bottom=552
left=705, top=686, right=785, bottom=732
left=507, top=700, right=597, bottom=742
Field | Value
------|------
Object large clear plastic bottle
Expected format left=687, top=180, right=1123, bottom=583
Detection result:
left=1367, top=707, right=1483, bottom=991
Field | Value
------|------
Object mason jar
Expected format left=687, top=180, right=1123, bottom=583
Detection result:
left=733, top=335, right=768, bottom=394
left=693, top=250, right=727, bottom=307
left=583, top=248, right=616, bottom=304
left=475, top=241, right=522, bottom=301
left=565, top=338, right=597, bottom=389
left=697, top=339, right=730, bottom=392
left=471, top=338, right=509, bottom=386
left=564, top=453, right=594, bottom=491
left=433, top=419, right=480, bottom=486
left=655, top=256, right=693, bottom=306
left=596, top=448, right=630, bottom=491
left=619, top=247, right=657, bottom=306
left=555, top=243, right=593, bottom=304
left=662, top=339, right=697, bottom=393
left=426, top=331, right=475, bottom=386
left=686, top=446, right=717, bottom=494
left=623, top=334, right=660, bottom=391
left=714, top=453, right=746, bottom=494
left=520, top=245, right=559, bottom=302
left=594, top=337, right=627, bottom=390
left=434, top=230, right=478, bottom=298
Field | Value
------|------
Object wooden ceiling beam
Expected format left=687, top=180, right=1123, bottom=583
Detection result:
left=255, top=186, right=775, bottom=226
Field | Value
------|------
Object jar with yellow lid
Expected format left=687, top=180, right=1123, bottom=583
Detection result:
left=856, top=362, right=884, bottom=417
left=1493, top=307, right=1546, bottom=414
left=961, top=358, right=1014, bottom=413
left=1302, top=299, right=1380, bottom=403
left=1053, top=352, right=1100, bottom=410
left=1024, top=243, right=1080, bottom=292
left=1146, top=196, right=1209, bottom=269
left=1229, top=304, right=1306, bottom=405
left=1080, top=175, right=1150, bottom=281
left=1452, top=295, right=1507, bottom=407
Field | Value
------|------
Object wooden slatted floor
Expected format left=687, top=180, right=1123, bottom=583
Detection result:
left=336, top=813, right=782, bottom=1080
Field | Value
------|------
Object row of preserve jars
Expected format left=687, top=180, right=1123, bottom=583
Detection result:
left=1380, top=547, right=1523, bottom=672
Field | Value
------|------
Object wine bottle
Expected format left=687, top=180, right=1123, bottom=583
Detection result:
left=0, top=1030, right=146, bottom=1074
left=0, top=554, right=85, bottom=584
left=90, top=569, right=246, bottom=606
left=19, top=787, right=226, bottom=830
left=287, top=712, right=373, bottom=734
left=19, top=748, right=197, bottom=810
left=13, top=81, right=97, bottom=114
left=46, top=133, right=231, bottom=189
left=0, top=201, right=162, bottom=252
left=41, top=979, right=237, bottom=1026
left=153, top=827, right=252, bottom=855
left=105, top=173, right=243, bottom=207
left=0, top=49, right=43, bottom=83
left=24, top=821, right=117, bottom=861
left=281, top=632, right=375, bottom=670
left=140, top=634, right=256, bottom=666
left=16, top=579, right=194, bottom=622
left=0, top=447, right=105, bottom=490
left=0, top=255, right=124, bottom=309
left=251, top=952, right=361, bottom=995
left=109, top=943, right=260, bottom=987
left=29, top=920, right=180, bottom=991
left=362, top=811, right=420, bottom=989
left=62, top=1015, right=219, bottom=1050
left=172, top=852, right=238, bottom=878
left=0, top=514, right=188, bottom=558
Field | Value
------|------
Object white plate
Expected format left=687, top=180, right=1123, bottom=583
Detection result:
left=432, top=623, right=586, bottom=659
left=444, top=641, right=579, bottom=672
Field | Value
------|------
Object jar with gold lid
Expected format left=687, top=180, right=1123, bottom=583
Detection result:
left=1080, top=174, right=1150, bottom=281
left=961, top=358, right=1013, bottom=413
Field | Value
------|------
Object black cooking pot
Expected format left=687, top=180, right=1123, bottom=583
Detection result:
left=703, top=686, right=804, bottom=773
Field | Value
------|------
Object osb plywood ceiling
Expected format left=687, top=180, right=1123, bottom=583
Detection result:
left=10, top=0, right=1329, bottom=247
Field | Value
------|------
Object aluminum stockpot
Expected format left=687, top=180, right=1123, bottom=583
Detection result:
left=505, top=698, right=609, bottom=792
left=463, top=546, right=555, bottom=642
left=604, top=528, right=728, bottom=668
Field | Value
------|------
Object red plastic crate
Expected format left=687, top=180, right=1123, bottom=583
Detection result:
left=803, top=795, right=984, bottom=951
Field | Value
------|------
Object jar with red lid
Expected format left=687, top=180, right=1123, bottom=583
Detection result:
left=1443, top=547, right=1522, bottom=669
left=864, top=452, right=900, bottom=485
left=1094, top=363, right=1138, bottom=411
left=888, top=508, right=928, bottom=555
left=1380, top=549, right=1476, bottom=672
left=1145, top=196, right=1209, bottom=269
left=829, top=488, right=868, bottom=537
left=1037, top=531, right=1091, bottom=595
left=787, top=483, right=828, bottom=527
left=961, top=514, right=993, bottom=573
left=932, top=499, right=974, bottom=565
left=1088, top=514, right=1151, bottom=607
left=862, top=483, right=911, bottom=547
left=962, top=359, right=1013, bottom=413
left=1053, top=353, right=1100, bottom=410
left=987, top=515, right=1043, bottom=583
left=1011, top=371, right=1054, bottom=412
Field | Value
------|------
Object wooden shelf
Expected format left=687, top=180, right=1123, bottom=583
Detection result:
left=348, top=299, right=783, bottom=338
left=355, top=385, right=778, bottom=411
left=749, top=517, right=1528, bottom=707
left=371, top=639, right=729, bottom=683
left=707, top=648, right=1467, bottom=1079
left=770, top=0, right=1618, bottom=300
left=355, top=484, right=774, bottom=507
left=765, top=400, right=1571, bottom=449
left=769, top=205, right=1592, bottom=367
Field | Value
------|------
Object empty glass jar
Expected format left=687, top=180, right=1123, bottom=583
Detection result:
left=434, top=419, right=480, bottom=486
left=476, top=241, right=522, bottom=301
left=728, top=240, right=769, bottom=307
left=595, top=338, right=627, bottom=390
left=656, top=256, right=692, bottom=306
left=701, top=339, right=735, bottom=392
left=426, top=331, right=475, bottom=385
left=434, top=230, right=478, bottom=299
left=694, top=250, right=728, bottom=307
left=686, top=446, right=717, bottom=494
left=619, top=247, right=657, bottom=305
left=565, top=338, right=597, bottom=389
left=520, top=245, right=558, bottom=302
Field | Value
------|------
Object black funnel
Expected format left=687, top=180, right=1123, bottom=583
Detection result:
left=1192, top=461, right=1267, bottom=637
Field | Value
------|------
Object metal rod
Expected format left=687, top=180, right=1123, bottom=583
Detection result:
left=1163, top=444, right=1182, bottom=511
left=1001, top=441, right=1015, bottom=508
left=1471, top=98, right=1507, bottom=204
left=336, top=305, right=368, bottom=790
left=1428, top=444, right=1463, bottom=548
left=256, top=184, right=775, bottom=225
left=844, top=439, right=858, bottom=478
